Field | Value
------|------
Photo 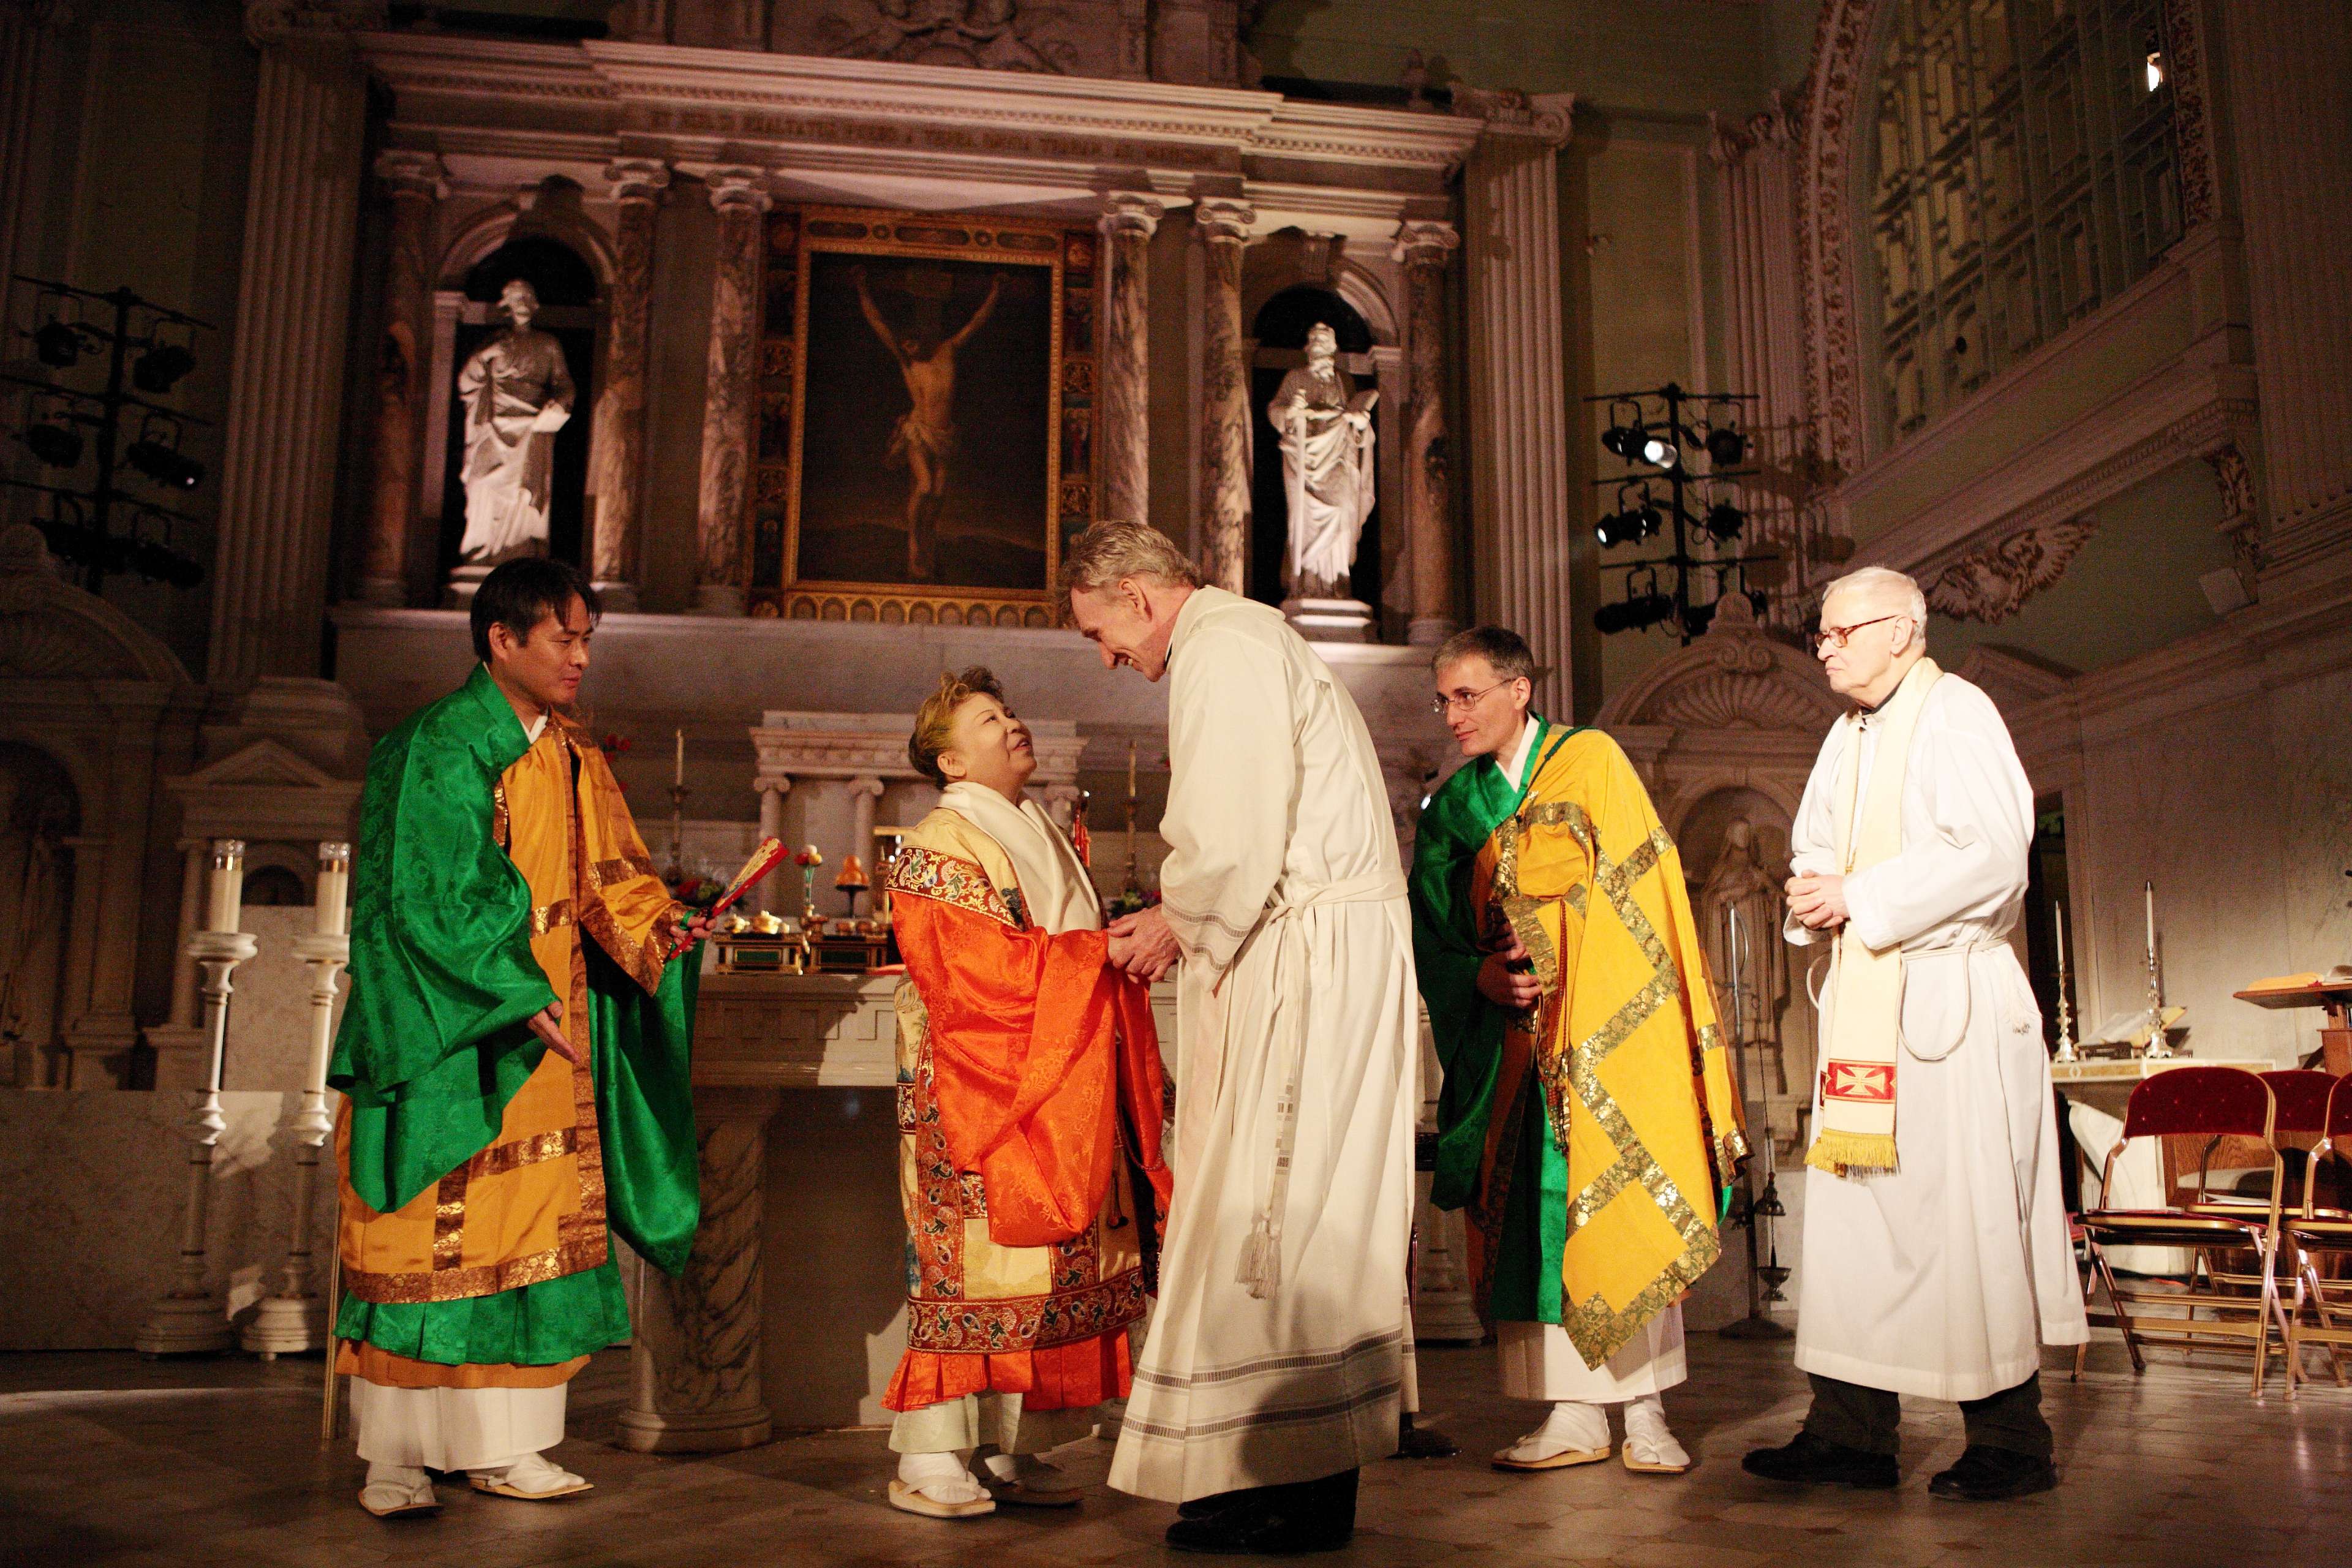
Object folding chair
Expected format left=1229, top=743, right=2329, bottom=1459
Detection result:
left=2076, top=1066, right=2293, bottom=1393
left=2282, top=1074, right=2352, bottom=1393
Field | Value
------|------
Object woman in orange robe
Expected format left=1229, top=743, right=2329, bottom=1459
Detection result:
left=881, top=668, right=1170, bottom=1519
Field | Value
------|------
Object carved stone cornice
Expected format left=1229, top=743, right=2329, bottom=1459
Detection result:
left=372, top=148, right=446, bottom=202
left=1921, top=519, right=2100, bottom=623
left=1098, top=190, right=1164, bottom=239
left=1451, top=88, right=1574, bottom=148
left=1390, top=218, right=1459, bottom=268
left=603, top=156, right=673, bottom=206
left=244, top=0, right=381, bottom=50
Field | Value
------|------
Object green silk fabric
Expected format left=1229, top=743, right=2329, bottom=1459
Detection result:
left=330, top=666, right=703, bottom=1368
left=1409, top=718, right=1580, bottom=1323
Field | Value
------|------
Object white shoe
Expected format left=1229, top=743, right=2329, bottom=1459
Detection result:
left=1621, top=1395, right=1691, bottom=1474
left=888, top=1451, right=996, bottom=1518
left=468, top=1451, right=594, bottom=1500
left=358, top=1462, right=440, bottom=1518
left=1493, top=1400, right=1612, bottom=1471
left=975, top=1446, right=1083, bottom=1507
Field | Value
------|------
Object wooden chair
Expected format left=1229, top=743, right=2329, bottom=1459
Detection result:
left=2282, top=1074, right=2352, bottom=1393
left=2076, top=1066, right=2293, bottom=1393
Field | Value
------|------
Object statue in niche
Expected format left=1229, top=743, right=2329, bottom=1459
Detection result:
left=854, top=264, right=1002, bottom=579
left=826, top=0, right=1074, bottom=72
left=456, top=279, right=575, bottom=565
left=1267, top=321, right=1378, bottom=600
left=1696, top=818, right=1790, bottom=1095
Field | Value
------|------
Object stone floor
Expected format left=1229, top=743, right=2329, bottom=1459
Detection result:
left=4, top=1334, right=2349, bottom=1568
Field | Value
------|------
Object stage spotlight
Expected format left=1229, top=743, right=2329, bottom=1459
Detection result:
left=24, top=421, right=81, bottom=467
left=1600, top=421, right=1643, bottom=461
left=133, top=342, right=196, bottom=394
left=34, top=320, right=81, bottom=368
left=1683, top=600, right=1719, bottom=638
left=1594, top=591, right=1675, bottom=635
left=1640, top=431, right=1681, bottom=468
left=126, top=436, right=203, bottom=489
left=1705, top=424, right=1747, bottom=466
left=1703, top=500, right=1745, bottom=542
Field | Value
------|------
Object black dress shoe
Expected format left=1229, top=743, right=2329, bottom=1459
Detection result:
left=1393, top=1412, right=1460, bottom=1460
left=1166, top=1469, right=1357, bottom=1555
left=1741, top=1431, right=1899, bottom=1489
left=1928, top=1446, right=2057, bottom=1502
left=1177, top=1488, right=1257, bottom=1522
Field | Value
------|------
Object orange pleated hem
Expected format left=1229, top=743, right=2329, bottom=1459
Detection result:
left=335, top=1340, right=589, bottom=1389
left=881, top=1330, right=1132, bottom=1414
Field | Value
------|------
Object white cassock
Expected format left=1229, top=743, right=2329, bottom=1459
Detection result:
left=1108, top=586, right=1418, bottom=1503
left=1786, top=673, right=2089, bottom=1401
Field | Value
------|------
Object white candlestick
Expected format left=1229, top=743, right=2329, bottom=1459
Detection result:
left=205, top=839, right=245, bottom=933
left=315, top=842, right=350, bottom=937
left=674, top=727, right=686, bottom=788
left=2143, top=881, right=2157, bottom=967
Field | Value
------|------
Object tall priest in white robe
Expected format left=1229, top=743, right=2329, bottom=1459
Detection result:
left=1744, top=567, right=2087, bottom=1504
left=1063, top=521, right=1418, bottom=1556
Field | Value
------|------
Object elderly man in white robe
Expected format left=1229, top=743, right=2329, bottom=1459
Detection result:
left=1743, top=566, right=2086, bottom=1503
left=1063, top=520, right=1418, bottom=1556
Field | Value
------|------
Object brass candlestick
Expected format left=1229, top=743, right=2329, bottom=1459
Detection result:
left=2051, top=899, right=2078, bottom=1064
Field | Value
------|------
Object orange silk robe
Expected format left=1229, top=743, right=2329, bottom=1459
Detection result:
left=881, top=810, right=1171, bottom=1413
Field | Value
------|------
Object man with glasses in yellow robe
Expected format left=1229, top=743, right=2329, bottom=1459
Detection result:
left=1411, top=626, right=1746, bottom=1476
left=331, top=559, right=709, bottom=1518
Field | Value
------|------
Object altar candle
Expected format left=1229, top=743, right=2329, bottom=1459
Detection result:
left=674, top=728, right=685, bottom=788
left=315, top=842, right=351, bottom=937
left=2052, top=898, right=2067, bottom=974
left=206, top=839, right=246, bottom=934
left=2143, top=881, right=2157, bottom=965
left=1127, top=739, right=1137, bottom=801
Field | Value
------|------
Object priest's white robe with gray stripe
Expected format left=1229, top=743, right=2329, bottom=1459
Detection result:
left=1107, top=587, right=1418, bottom=1504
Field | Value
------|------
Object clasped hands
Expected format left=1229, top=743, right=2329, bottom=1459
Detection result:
left=1786, top=870, right=1849, bottom=931
left=1106, top=905, right=1182, bottom=984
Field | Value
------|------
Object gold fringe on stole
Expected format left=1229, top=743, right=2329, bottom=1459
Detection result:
left=1804, top=1128, right=1901, bottom=1175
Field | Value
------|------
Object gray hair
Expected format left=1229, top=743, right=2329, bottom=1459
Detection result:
left=1432, top=624, right=1536, bottom=683
left=1822, top=565, right=1928, bottom=630
left=1057, top=519, right=1202, bottom=612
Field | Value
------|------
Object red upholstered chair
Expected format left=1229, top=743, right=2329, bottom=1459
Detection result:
left=2282, top=1074, right=2352, bottom=1393
left=2076, top=1066, right=2291, bottom=1394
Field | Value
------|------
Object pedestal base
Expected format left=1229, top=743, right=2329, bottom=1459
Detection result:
left=617, top=1406, right=775, bottom=1454
left=442, top=563, right=492, bottom=607
left=691, top=583, right=747, bottom=617
left=592, top=580, right=641, bottom=612
left=142, top=1024, right=215, bottom=1092
left=134, top=1294, right=232, bottom=1356
left=1283, top=596, right=1374, bottom=643
left=239, top=1293, right=328, bottom=1357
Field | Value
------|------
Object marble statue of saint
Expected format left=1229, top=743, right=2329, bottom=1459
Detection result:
left=855, top=265, right=1001, bottom=579
left=1266, top=322, right=1378, bottom=599
left=456, top=279, right=575, bottom=565
left=1697, top=818, right=1790, bottom=1093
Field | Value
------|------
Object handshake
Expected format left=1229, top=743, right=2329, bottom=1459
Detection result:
left=1106, top=905, right=1182, bottom=983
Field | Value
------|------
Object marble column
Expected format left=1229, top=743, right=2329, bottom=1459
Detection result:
left=2220, top=1, right=2352, bottom=586
left=208, top=6, right=369, bottom=681
left=1195, top=197, right=1256, bottom=592
left=353, top=150, right=445, bottom=608
left=1393, top=219, right=1461, bottom=646
left=848, top=775, right=884, bottom=907
left=144, top=839, right=213, bottom=1091
left=753, top=772, right=790, bottom=915
left=590, top=158, right=669, bottom=612
left=1097, top=193, right=1163, bottom=528
left=692, top=167, right=770, bottom=617
left=622, top=1087, right=779, bottom=1453
left=1709, top=97, right=1811, bottom=624
left=1457, top=92, right=1577, bottom=710
left=0, top=1, right=65, bottom=293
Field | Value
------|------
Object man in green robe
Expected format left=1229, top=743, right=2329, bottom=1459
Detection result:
left=331, top=558, right=706, bottom=1517
left=1411, top=626, right=1744, bottom=1476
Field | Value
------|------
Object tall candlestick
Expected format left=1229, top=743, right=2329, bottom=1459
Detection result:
left=205, top=839, right=246, bottom=934
left=2051, top=899, right=2076, bottom=1063
left=2143, top=880, right=2156, bottom=967
left=674, top=727, right=686, bottom=788
left=1127, top=739, right=1138, bottom=801
left=314, top=841, right=350, bottom=937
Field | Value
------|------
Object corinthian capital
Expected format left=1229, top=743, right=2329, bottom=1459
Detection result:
left=372, top=148, right=446, bottom=202
left=1390, top=219, right=1460, bottom=268
left=705, top=165, right=771, bottom=215
left=1098, top=192, right=1164, bottom=241
left=605, top=157, right=673, bottom=207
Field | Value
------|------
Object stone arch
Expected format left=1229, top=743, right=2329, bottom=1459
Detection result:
left=1330, top=258, right=1399, bottom=347
left=436, top=179, right=618, bottom=298
left=1594, top=596, right=1842, bottom=734
left=0, top=526, right=192, bottom=688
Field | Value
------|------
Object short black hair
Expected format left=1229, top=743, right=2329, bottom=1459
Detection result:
left=470, top=558, right=600, bottom=663
left=1432, top=624, right=1536, bottom=684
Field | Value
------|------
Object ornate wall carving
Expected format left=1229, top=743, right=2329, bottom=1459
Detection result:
left=1921, top=519, right=2100, bottom=624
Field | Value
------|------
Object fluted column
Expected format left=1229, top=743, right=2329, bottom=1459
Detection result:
left=1195, top=198, right=1256, bottom=592
left=622, top=1088, right=778, bottom=1453
left=1097, top=193, right=1163, bottom=527
left=1457, top=92, right=1575, bottom=709
left=1393, top=219, right=1461, bottom=646
left=1710, top=96, right=1811, bottom=624
left=353, top=150, right=445, bottom=608
left=590, top=159, right=669, bottom=611
left=0, top=1, right=66, bottom=293
left=692, top=167, right=769, bottom=617
left=208, top=6, right=369, bottom=681
left=753, top=773, right=789, bottom=914
left=2220, top=1, right=2352, bottom=584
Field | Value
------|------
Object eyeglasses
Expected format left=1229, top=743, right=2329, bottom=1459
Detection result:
left=1431, top=679, right=1514, bottom=717
left=1807, top=614, right=1906, bottom=654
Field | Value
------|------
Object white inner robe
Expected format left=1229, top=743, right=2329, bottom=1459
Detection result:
left=1787, top=673, right=2089, bottom=1403
left=1498, top=1308, right=1686, bottom=1403
left=1107, top=587, right=1417, bottom=1503
left=352, top=1381, right=566, bottom=1472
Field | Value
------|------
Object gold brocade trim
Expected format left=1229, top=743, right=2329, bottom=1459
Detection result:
left=530, top=899, right=576, bottom=936
left=491, top=780, right=511, bottom=850
left=578, top=893, right=666, bottom=995
left=890, top=846, right=1017, bottom=927
left=469, top=1127, right=576, bottom=1180
left=589, top=853, right=659, bottom=888
left=344, top=1236, right=611, bottom=1305
left=431, top=1161, right=470, bottom=1271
